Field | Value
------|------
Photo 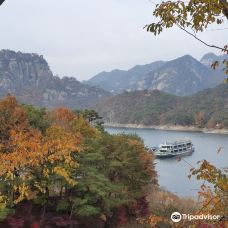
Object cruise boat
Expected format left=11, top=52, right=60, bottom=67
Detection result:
left=152, top=140, right=194, bottom=158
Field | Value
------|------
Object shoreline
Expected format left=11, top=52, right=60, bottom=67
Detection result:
left=104, top=123, right=228, bottom=135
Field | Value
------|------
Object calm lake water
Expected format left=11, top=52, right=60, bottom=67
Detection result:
left=105, top=127, right=228, bottom=198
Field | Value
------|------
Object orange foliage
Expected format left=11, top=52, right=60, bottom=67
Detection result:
left=194, top=112, right=205, bottom=128
left=0, top=96, right=82, bottom=204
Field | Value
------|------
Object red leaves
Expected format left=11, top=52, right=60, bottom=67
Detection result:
left=117, top=206, right=128, bottom=225
left=135, top=196, right=150, bottom=217
left=31, top=222, right=40, bottom=228
left=7, top=216, right=24, bottom=228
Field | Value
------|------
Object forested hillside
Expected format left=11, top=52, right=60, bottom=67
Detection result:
left=95, top=84, right=228, bottom=128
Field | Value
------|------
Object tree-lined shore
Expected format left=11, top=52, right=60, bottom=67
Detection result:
left=96, top=84, right=228, bottom=130
left=104, top=123, right=228, bottom=135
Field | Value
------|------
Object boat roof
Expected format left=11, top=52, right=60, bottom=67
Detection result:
left=160, top=140, right=192, bottom=146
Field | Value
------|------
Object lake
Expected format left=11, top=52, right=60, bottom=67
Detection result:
left=105, top=127, right=228, bottom=198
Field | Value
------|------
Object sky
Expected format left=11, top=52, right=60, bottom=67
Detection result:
left=0, top=0, right=227, bottom=81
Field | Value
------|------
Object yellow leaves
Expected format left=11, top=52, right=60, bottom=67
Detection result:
left=43, top=168, right=49, bottom=178
left=43, top=125, right=80, bottom=170
left=191, top=159, right=228, bottom=217
left=137, top=214, right=169, bottom=228
left=5, top=172, right=14, bottom=181
left=72, top=115, right=98, bottom=137
left=13, top=183, right=37, bottom=204
left=0, top=196, right=7, bottom=204
left=0, top=195, right=7, bottom=212
left=34, top=182, right=46, bottom=193
left=13, top=183, right=29, bottom=204
left=146, top=0, right=226, bottom=43
left=54, top=166, right=77, bottom=186
left=0, top=97, right=90, bottom=208
left=148, top=214, right=163, bottom=227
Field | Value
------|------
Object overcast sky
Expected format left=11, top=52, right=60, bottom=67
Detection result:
left=0, top=0, right=227, bottom=80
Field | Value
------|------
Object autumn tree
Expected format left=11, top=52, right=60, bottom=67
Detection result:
left=189, top=160, right=228, bottom=226
left=194, top=111, right=205, bottom=128
left=0, top=98, right=82, bottom=223
left=207, top=117, right=216, bottom=128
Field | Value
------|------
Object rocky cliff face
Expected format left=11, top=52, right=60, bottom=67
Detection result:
left=0, top=50, right=52, bottom=95
left=0, top=50, right=110, bottom=108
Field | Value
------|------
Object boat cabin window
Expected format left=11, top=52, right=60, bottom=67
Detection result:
left=179, top=149, right=182, bottom=151
left=160, top=150, right=166, bottom=152
left=174, top=150, right=178, bottom=152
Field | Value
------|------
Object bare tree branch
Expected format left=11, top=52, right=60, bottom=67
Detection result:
left=0, top=0, right=5, bottom=6
left=177, top=24, right=226, bottom=51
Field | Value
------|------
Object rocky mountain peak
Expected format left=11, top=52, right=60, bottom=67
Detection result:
left=200, top=52, right=226, bottom=67
left=0, top=50, right=110, bottom=108
left=201, top=52, right=218, bottom=60
left=0, top=49, right=53, bottom=90
left=169, top=54, right=199, bottom=65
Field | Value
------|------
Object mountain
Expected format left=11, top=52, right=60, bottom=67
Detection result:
left=0, top=50, right=110, bottom=109
left=87, top=54, right=226, bottom=96
left=95, top=83, right=228, bottom=128
left=143, top=55, right=224, bottom=96
left=200, top=52, right=227, bottom=67
left=86, top=61, right=165, bottom=94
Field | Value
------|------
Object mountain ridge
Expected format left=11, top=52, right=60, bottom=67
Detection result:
left=0, top=49, right=110, bottom=109
left=87, top=53, right=226, bottom=96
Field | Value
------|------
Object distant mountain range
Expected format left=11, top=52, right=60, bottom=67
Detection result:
left=87, top=53, right=227, bottom=96
left=0, top=50, right=110, bottom=109
left=0, top=49, right=226, bottom=110
left=94, top=83, right=228, bottom=128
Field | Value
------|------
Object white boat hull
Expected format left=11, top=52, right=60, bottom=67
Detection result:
left=154, top=147, right=194, bottom=158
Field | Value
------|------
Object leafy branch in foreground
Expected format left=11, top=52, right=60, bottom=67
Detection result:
left=189, top=160, right=228, bottom=217
left=145, top=0, right=228, bottom=76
